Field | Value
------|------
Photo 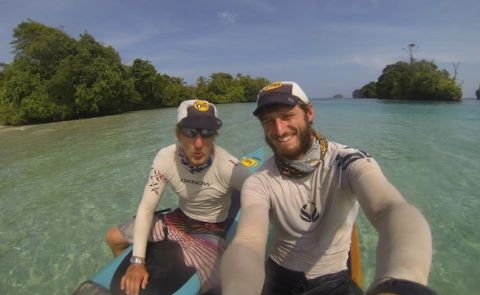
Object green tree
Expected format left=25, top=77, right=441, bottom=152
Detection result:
left=0, top=22, right=139, bottom=124
left=0, top=20, right=271, bottom=125
left=71, top=33, right=136, bottom=116
left=207, top=72, right=235, bottom=103
left=130, top=59, right=158, bottom=107
left=353, top=81, right=377, bottom=98
left=193, top=73, right=268, bottom=103
left=194, top=76, right=209, bottom=99
left=157, top=75, right=191, bottom=107
left=376, top=60, right=461, bottom=101
left=236, top=74, right=269, bottom=102
left=0, top=62, right=6, bottom=85
left=0, top=66, right=62, bottom=124
left=11, top=20, right=76, bottom=79
left=0, top=21, right=78, bottom=124
left=74, top=57, right=135, bottom=115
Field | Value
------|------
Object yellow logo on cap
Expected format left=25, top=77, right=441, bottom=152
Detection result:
left=193, top=100, right=209, bottom=112
left=264, top=82, right=283, bottom=91
left=240, top=157, right=260, bottom=168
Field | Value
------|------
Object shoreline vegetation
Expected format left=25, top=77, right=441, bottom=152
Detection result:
left=0, top=20, right=270, bottom=126
left=0, top=21, right=474, bottom=126
left=352, top=60, right=463, bottom=101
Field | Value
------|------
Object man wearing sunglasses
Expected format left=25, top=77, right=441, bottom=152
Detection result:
left=105, top=99, right=250, bottom=295
left=221, top=82, right=434, bottom=295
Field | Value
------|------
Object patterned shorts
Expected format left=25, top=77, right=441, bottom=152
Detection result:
left=119, top=209, right=226, bottom=292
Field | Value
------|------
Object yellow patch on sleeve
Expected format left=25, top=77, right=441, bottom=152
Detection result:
left=240, top=157, right=260, bottom=167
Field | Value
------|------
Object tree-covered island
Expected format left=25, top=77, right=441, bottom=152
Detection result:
left=353, top=60, right=462, bottom=101
left=0, top=20, right=270, bottom=126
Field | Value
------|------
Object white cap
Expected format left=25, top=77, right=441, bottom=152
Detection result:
left=177, top=99, right=222, bottom=130
left=253, top=81, right=309, bottom=116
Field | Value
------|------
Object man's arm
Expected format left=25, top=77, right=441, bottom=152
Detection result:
left=229, top=163, right=251, bottom=191
left=348, top=159, right=432, bottom=287
left=131, top=179, right=164, bottom=258
left=221, top=202, right=270, bottom=295
left=121, top=167, right=166, bottom=295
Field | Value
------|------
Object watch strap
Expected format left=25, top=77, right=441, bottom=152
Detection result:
left=129, top=256, right=145, bottom=265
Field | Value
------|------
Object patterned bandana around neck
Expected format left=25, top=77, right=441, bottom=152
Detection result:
left=178, top=145, right=214, bottom=174
left=275, top=128, right=328, bottom=178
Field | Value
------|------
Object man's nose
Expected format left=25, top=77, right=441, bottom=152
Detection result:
left=272, top=118, right=288, bottom=135
left=193, top=134, right=205, bottom=148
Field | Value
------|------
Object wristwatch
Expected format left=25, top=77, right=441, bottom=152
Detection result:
left=129, top=256, right=145, bottom=265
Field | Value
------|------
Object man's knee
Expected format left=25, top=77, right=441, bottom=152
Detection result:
left=105, top=226, right=127, bottom=247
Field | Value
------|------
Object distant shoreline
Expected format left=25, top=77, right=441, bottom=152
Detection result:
left=2, top=98, right=477, bottom=127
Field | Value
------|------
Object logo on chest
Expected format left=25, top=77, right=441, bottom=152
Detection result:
left=300, top=202, right=320, bottom=223
left=180, top=178, right=211, bottom=186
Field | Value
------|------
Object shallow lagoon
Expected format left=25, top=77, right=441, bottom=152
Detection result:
left=1, top=99, right=479, bottom=294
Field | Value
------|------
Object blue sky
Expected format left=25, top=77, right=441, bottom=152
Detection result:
left=1, top=0, right=479, bottom=98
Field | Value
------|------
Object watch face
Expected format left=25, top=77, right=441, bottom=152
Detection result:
left=130, top=256, right=145, bottom=264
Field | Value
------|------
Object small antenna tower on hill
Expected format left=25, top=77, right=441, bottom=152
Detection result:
left=403, top=43, right=418, bottom=64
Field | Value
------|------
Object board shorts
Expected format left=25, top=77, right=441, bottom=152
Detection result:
left=119, top=209, right=227, bottom=293
left=261, top=258, right=363, bottom=295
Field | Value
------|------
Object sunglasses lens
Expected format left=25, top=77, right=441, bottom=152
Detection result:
left=200, top=129, right=215, bottom=137
left=181, top=128, right=197, bottom=138
left=181, top=128, right=215, bottom=138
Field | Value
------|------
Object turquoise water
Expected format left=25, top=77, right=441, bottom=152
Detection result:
left=0, top=99, right=479, bottom=294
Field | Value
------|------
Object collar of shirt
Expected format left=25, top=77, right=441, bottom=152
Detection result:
left=178, top=145, right=215, bottom=174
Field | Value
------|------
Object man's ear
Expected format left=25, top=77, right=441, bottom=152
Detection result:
left=306, top=104, right=314, bottom=123
left=175, top=128, right=181, bottom=140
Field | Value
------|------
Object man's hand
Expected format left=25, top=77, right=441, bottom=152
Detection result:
left=120, top=264, right=149, bottom=295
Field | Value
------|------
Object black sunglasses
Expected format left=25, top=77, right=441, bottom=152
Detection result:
left=180, top=127, right=216, bottom=138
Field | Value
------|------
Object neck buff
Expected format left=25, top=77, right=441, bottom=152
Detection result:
left=275, top=129, right=328, bottom=178
left=178, top=145, right=214, bottom=174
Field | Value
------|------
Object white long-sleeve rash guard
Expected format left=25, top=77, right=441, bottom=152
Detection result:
left=221, top=141, right=432, bottom=295
left=131, top=144, right=251, bottom=258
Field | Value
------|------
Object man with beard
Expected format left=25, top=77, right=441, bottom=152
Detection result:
left=220, top=82, right=435, bottom=295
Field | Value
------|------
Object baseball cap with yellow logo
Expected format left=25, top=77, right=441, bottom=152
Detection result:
left=177, top=99, right=223, bottom=130
left=253, top=81, right=309, bottom=116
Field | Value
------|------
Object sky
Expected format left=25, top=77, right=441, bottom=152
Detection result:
left=1, top=0, right=479, bottom=98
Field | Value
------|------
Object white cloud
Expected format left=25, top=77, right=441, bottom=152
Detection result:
left=418, top=50, right=480, bottom=64
left=349, top=53, right=402, bottom=70
left=218, top=11, right=238, bottom=24
left=100, top=21, right=179, bottom=48
left=103, top=32, right=154, bottom=48
left=347, top=49, right=480, bottom=71
left=234, top=0, right=276, bottom=13
left=315, top=22, right=411, bottom=36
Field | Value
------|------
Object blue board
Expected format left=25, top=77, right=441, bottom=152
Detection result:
left=73, top=147, right=264, bottom=295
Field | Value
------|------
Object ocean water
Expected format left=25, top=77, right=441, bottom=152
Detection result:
left=0, top=99, right=478, bottom=294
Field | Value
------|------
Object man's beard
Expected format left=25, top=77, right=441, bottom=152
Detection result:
left=265, top=119, right=313, bottom=160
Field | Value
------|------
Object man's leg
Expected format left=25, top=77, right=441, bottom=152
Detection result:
left=105, top=226, right=129, bottom=257
left=261, top=258, right=305, bottom=295
left=302, top=270, right=363, bottom=295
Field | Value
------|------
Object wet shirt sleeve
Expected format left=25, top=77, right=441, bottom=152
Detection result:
left=346, top=155, right=432, bottom=286
left=221, top=174, right=271, bottom=295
